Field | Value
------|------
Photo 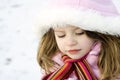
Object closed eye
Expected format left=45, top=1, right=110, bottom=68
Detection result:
left=75, top=32, right=84, bottom=35
left=57, top=35, right=65, bottom=38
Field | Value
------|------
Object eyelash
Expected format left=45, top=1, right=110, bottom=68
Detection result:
left=75, top=32, right=84, bottom=35
left=57, top=32, right=84, bottom=38
left=58, top=35, right=65, bottom=38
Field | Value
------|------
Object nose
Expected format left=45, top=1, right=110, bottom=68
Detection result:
left=66, top=36, right=77, bottom=46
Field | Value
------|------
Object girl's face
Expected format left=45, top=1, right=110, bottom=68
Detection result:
left=54, top=25, right=95, bottom=59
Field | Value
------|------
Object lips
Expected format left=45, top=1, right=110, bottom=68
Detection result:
left=68, top=49, right=81, bottom=54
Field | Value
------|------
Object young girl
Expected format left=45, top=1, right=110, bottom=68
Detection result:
left=36, top=0, right=120, bottom=80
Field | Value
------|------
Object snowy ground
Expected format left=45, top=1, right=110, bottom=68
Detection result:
left=0, top=0, right=46, bottom=80
left=0, top=0, right=120, bottom=80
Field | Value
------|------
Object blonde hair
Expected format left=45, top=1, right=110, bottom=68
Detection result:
left=37, top=28, right=120, bottom=79
left=86, top=31, right=120, bottom=80
left=37, top=28, right=59, bottom=74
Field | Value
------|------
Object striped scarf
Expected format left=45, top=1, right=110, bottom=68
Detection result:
left=45, top=54, right=98, bottom=80
left=43, top=42, right=101, bottom=80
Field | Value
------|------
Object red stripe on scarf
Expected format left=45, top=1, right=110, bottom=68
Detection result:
left=48, top=62, right=73, bottom=80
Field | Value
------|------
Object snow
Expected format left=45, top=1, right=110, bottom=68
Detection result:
left=0, top=0, right=120, bottom=80
left=0, top=0, right=46, bottom=80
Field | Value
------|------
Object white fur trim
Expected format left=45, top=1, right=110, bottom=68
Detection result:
left=35, top=8, right=120, bottom=38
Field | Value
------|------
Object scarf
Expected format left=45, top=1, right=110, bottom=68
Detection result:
left=43, top=42, right=101, bottom=80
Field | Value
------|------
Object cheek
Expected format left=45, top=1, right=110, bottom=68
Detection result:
left=79, top=37, right=94, bottom=50
left=85, top=39, right=94, bottom=46
left=55, top=38, right=65, bottom=52
left=57, top=43, right=65, bottom=53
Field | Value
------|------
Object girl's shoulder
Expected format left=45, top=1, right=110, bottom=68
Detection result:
left=86, top=50, right=101, bottom=78
left=52, top=52, right=64, bottom=66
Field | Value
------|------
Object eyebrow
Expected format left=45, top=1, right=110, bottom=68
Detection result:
left=74, top=27, right=80, bottom=30
left=54, top=29, right=65, bottom=32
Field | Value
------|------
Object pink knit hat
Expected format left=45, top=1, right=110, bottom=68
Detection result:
left=36, top=0, right=120, bottom=37
left=51, top=0, right=119, bottom=16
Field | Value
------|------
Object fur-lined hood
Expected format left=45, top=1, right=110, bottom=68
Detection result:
left=35, top=0, right=120, bottom=38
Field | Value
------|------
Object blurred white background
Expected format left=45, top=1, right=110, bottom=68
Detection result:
left=0, top=0, right=120, bottom=80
